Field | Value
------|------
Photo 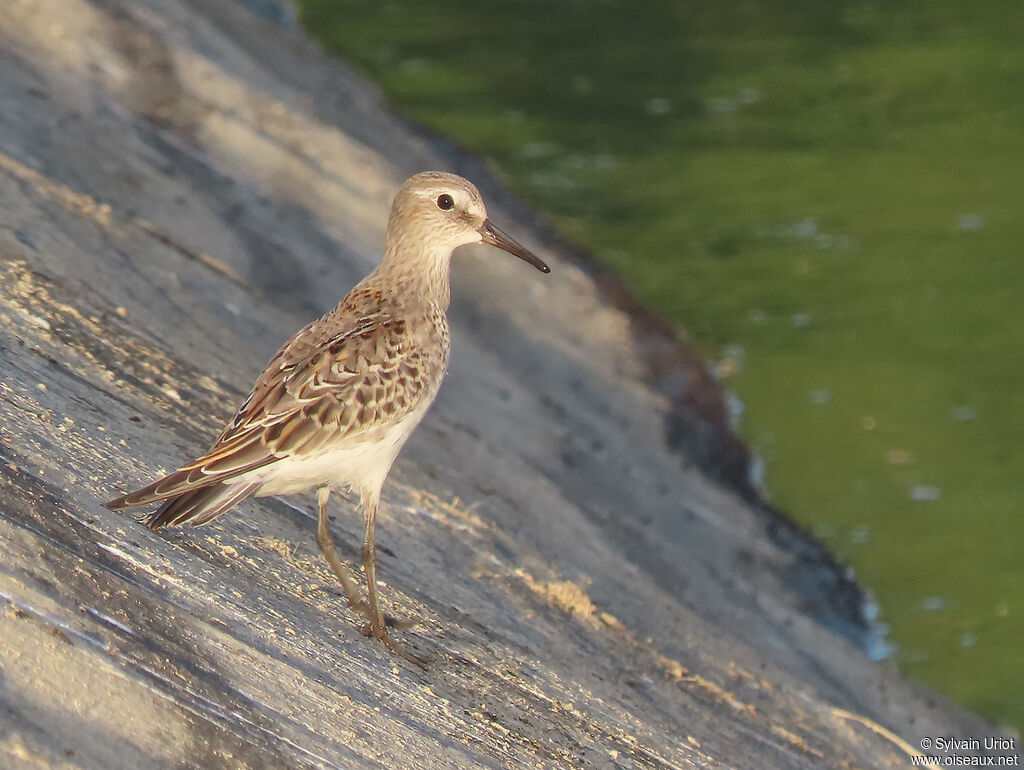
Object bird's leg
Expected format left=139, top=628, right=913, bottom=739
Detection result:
left=359, top=491, right=427, bottom=667
left=314, top=486, right=369, bottom=616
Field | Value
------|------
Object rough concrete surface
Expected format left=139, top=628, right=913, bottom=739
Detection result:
left=0, top=0, right=1009, bottom=767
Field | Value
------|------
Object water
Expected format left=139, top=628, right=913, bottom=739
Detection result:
left=295, top=0, right=1024, bottom=728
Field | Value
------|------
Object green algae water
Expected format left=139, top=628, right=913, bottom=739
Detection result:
left=295, top=0, right=1024, bottom=727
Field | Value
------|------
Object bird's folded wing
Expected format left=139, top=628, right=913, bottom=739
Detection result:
left=106, top=310, right=436, bottom=509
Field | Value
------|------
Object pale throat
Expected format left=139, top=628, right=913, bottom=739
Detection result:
left=376, top=236, right=458, bottom=311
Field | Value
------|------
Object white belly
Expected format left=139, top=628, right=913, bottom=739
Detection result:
left=247, top=400, right=432, bottom=499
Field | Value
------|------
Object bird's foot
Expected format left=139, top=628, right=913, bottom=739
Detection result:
left=345, top=596, right=425, bottom=664
left=347, top=596, right=419, bottom=631
left=358, top=620, right=428, bottom=668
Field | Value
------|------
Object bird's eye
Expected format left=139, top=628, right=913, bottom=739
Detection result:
left=436, top=193, right=455, bottom=211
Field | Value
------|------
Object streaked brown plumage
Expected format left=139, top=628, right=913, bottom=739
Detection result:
left=106, top=172, right=549, bottom=664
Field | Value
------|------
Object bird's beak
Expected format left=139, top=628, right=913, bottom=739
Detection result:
left=478, top=220, right=550, bottom=273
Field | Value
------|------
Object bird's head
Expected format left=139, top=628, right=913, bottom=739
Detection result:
left=385, top=172, right=550, bottom=273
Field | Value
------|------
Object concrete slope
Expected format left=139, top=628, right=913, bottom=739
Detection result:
left=0, top=0, right=1004, bottom=767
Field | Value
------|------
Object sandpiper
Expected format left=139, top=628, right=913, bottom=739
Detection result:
left=106, top=172, right=550, bottom=665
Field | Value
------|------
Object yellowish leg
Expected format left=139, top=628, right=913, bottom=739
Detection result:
left=359, top=491, right=426, bottom=667
left=314, top=486, right=368, bottom=616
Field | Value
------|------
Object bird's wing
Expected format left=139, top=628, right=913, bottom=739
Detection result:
left=106, top=306, right=440, bottom=510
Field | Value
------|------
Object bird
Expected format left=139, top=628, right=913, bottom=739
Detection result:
left=105, top=171, right=550, bottom=665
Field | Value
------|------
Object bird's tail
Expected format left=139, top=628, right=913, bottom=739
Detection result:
left=106, top=479, right=260, bottom=530
left=105, top=443, right=277, bottom=529
left=150, top=481, right=260, bottom=529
